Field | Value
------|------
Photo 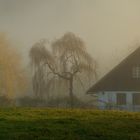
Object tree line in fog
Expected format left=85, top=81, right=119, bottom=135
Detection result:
left=0, top=32, right=97, bottom=108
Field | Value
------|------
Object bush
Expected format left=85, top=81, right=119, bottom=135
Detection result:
left=0, top=95, right=13, bottom=106
left=17, top=96, right=47, bottom=107
left=47, top=96, right=96, bottom=108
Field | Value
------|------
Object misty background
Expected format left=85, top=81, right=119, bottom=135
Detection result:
left=1, top=0, right=140, bottom=78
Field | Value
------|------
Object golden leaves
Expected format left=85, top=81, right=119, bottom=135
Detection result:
left=0, top=34, right=27, bottom=98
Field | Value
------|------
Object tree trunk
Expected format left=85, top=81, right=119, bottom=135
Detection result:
left=69, top=77, right=74, bottom=108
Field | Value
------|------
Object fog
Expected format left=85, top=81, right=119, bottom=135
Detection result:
left=1, top=0, right=140, bottom=78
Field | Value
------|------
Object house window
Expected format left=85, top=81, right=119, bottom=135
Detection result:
left=132, top=66, right=140, bottom=78
left=133, top=93, right=140, bottom=105
left=117, top=93, right=126, bottom=105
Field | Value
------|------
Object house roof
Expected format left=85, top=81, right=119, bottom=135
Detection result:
left=87, top=47, right=140, bottom=93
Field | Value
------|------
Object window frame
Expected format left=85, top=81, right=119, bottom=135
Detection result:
left=116, top=93, right=126, bottom=105
left=132, top=93, right=140, bottom=105
left=132, top=65, right=140, bottom=78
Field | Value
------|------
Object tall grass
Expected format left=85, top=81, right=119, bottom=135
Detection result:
left=0, top=108, right=139, bottom=140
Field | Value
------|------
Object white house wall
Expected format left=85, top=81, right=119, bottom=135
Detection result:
left=96, top=91, right=140, bottom=111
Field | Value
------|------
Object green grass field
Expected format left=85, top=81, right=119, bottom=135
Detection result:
left=0, top=108, right=139, bottom=140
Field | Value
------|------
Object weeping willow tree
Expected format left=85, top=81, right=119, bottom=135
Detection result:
left=30, top=40, right=51, bottom=99
left=30, top=32, right=96, bottom=107
left=0, top=33, right=27, bottom=99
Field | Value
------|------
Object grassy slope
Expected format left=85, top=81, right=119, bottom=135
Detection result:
left=0, top=108, right=139, bottom=140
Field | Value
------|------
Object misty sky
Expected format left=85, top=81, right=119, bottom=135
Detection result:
left=1, top=0, right=140, bottom=77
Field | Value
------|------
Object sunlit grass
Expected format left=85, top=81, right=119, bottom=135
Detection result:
left=0, top=108, right=139, bottom=140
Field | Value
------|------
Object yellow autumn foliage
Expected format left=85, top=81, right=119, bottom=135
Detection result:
left=0, top=33, right=27, bottom=98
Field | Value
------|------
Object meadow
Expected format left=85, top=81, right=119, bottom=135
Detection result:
left=0, top=108, right=139, bottom=140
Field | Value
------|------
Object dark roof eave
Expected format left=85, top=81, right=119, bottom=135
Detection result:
left=87, top=91, right=97, bottom=94
left=87, top=89, right=140, bottom=93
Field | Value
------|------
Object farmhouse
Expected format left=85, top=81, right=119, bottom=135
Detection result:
left=88, top=47, right=140, bottom=111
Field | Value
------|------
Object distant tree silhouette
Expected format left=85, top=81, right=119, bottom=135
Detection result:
left=30, top=32, right=96, bottom=107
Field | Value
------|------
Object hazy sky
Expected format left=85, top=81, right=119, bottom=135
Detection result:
left=1, top=0, right=140, bottom=77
